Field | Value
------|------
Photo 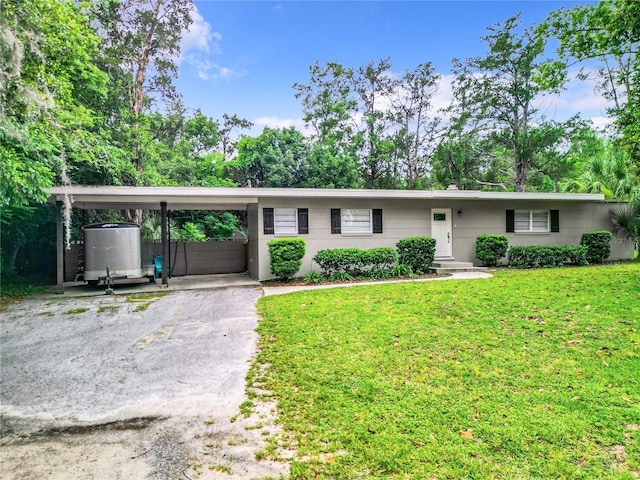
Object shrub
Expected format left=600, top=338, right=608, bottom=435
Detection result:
left=303, top=271, right=323, bottom=284
left=508, top=245, right=588, bottom=269
left=475, top=234, right=508, bottom=267
left=392, top=264, right=414, bottom=278
left=313, top=247, right=397, bottom=277
left=267, top=238, right=306, bottom=280
left=396, top=237, right=436, bottom=274
left=580, top=231, right=613, bottom=264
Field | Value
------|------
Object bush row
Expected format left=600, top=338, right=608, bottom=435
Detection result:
left=268, top=229, right=614, bottom=280
left=507, top=245, right=588, bottom=268
left=475, top=231, right=613, bottom=268
left=312, top=247, right=398, bottom=277
left=312, top=236, right=437, bottom=279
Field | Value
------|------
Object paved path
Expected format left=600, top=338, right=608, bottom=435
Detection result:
left=0, top=286, right=286, bottom=480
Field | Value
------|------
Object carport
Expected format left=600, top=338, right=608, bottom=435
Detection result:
left=46, top=186, right=260, bottom=293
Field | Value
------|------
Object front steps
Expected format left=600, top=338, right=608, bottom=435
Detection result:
left=430, top=261, right=489, bottom=275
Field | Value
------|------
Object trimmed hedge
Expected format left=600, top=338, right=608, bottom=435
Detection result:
left=508, top=245, right=588, bottom=269
left=475, top=234, right=509, bottom=267
left=268, top=237, right=306, bottom=279
left=396, top=237, right=436, bottom=274
left=312, top=247, right=397, bottom=277
left=580, top=231, right=613, bottom=264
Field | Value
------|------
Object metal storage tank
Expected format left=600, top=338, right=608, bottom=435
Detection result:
left=84, top=223, right=143, bottom=283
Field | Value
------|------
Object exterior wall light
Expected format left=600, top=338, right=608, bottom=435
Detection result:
left=458, top=209, right=464, bottom=217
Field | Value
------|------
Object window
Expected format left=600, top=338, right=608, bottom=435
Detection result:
left=263, top=208, right=309, bottom=235
left=331, top=208, right=383, bottom=234
left=274, top=208, right=297, bottom=234
left=506, top=209, right=559, bottom=233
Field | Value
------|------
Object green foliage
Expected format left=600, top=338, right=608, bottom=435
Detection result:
left=303, top=271, right=323, bottom=284
left=580, top=230, right=613, bottom=264
left=392, top=264, right=414, bottom=277
left=609, top=201, right=640, bottom=245
left=452, top=14, right=568, bottom=192
left=313, top=247, right=397, bottom=278
left=268, top=238, right=306, bottom=280
left=175, top=222, right=206, bottom=242
left=201, top=212, right=241, bottom=238
left=508, top=245, right=588, bottom=268
left=395, top=237, right=436, bottom=274
left=542, top=0, right=640, bottom=164
left=475, top=234, right=509, bottom=267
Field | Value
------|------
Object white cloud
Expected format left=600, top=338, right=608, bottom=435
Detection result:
left=253, top=116, right=311, bottom=133
left=180, top=6, right=220, bottom=60
left=190, top=59, right=245, bottom=81
left=540, top=68, right=616, bottom=122
left=431, top=74, right=455, bottom=113
left=180, top=5, right=242, bottom=82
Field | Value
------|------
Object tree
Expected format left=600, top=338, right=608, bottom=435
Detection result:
left=229, top=127, right=311, bottom=187
left=219, top=113, right=253, bottom=159
left=353, top=58, right=397, bottom=188
left=453, top=14, right=565, bottom=191
left=388, top=62, right=442, bottom=189
left=540, top=0, right=640, bottom=165
left=91, top=0, right=193, bottom=223
left=563, top=143, right=638, bottom=200
left=1, top=0, right=109, bottom=211
left=293, top=61, right=358, bottom=156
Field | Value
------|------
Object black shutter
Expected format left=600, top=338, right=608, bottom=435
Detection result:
left=298, top=208, right=309, bottom=234
left=372, top=209, right=383, bottom=234
left=331, top=209, right=341, bottom=234
left=506, top=210, right=515, bottom=233
left=550, top=210, right=560, bottom=232
left=263, top=208, right=274, bottom=234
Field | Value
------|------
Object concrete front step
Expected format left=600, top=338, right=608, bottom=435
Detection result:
left=431, top=261, right=474, bottom=268
left=430, top=261, right=488, bottom=274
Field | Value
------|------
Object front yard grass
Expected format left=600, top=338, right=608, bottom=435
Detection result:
left=255, top=264, right=640, bottom=479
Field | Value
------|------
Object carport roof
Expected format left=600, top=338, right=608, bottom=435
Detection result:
left=46, top=185, right=606, bottom=210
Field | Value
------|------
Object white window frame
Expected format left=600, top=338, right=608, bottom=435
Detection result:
left=515, top=210, right=550, bottom=233
left=341, top=208, right=372, bottom=234
left=274, top=208, right=298, bottom=235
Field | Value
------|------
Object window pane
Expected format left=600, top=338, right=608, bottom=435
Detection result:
left=531, top=210, right=549, bottom=231
left=274, top=208, right=297, bottom=234
left=342, top=208, right=371, bottom=233
left=514, top=211, right=530, bottom=232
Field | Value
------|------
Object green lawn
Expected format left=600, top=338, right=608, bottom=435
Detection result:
left=254, top=264, right=640, bottom=479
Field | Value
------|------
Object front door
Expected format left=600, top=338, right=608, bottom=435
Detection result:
left=431, top=208, right=452, bottom=258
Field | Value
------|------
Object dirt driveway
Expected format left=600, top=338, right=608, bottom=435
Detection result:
left=0, top=286, right=288, bottom=479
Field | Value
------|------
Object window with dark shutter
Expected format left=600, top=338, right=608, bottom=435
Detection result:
left=506, top=210, right=515, bottom=233
left=298, top=208, right=309, bottom=234
left=372, top=209, right=383, bottom=234
left=550, top=210, right=560, bottom=232
left=263, top=208, right=274, bottom=234
left=331, top=209, right=341, bottom=234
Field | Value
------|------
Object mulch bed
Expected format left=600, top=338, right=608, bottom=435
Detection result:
left=261, top=272, right=441, bottom=288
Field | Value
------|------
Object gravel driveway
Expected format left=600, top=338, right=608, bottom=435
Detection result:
left=0, top=286, right=288, bottom=479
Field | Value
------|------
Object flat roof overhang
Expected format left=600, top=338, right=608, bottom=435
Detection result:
left=46, top=185, right=606, bottom=210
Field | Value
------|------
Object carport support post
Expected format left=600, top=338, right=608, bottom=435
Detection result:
left=161, top=201, right=169, bottom=286
left=54, top=201, right=64, bottom=294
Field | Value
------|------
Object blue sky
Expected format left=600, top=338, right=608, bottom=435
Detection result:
left=177, top=1, right=607, bottom=136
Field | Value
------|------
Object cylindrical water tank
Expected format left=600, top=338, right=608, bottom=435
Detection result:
left=84, top=223, right=142, bottom=281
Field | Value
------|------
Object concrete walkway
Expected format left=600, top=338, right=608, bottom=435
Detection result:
left=41, top=272, right=260, bottom=298
left=262, top=270, right=493, bottom=296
